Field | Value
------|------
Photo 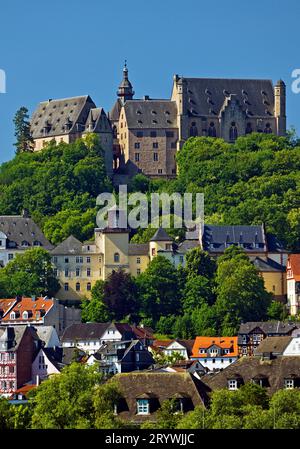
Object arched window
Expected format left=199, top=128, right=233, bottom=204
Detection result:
left=33, top=240, right=42, bottom=246
left=21, top=240, right=29, bottom=247
left=264, top=123, right=272, bottom=134
left=229, top=122, right=238, bottom=141
left=76, top=282, right=80, bottom=292
left=22, top=311, right=28, bottom=320
left=189, top=122, right=198, bottom=137
left=87, top=282, right=91, bottom=291
left=245, top=123, right=252, bottom=134
left=10, top=312, right=15, bottom=320
left=208, top=122, right=216, bottom=137
left=114, top=253, right=120, bottom=263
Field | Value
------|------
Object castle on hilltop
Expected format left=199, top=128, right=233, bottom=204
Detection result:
left=30, top=64, right=286, bottom=181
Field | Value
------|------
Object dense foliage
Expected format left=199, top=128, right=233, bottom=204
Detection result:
left=0, top=247, right=59, bottom=298
left=82, top=246, right=276, bottom=336
left=0, top=134, right=111, bottom=244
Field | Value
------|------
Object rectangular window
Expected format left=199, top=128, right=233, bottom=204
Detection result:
left=228, top=380, right=238, bottom=390
left=53, top=256, right=58, bottom=263
left=53, top=268, right=58, bottom=277
left=76, top=268, right=80, bottom=277
left=8, top=254, right=13, bottom=260
left=153, top=142, right=158, bottom=149
left=137, top=257, right=141, bottom=264
left=76, top=256, right=83, bottom=264
left=137, top=399, right=149, bottom=415
left=158, top=169, right=162, bottom=174
left=137, top=268, right=141, bottom=275
left=153, top=153, right=158, bottom=161
left=87, top=257, right=91, bottom=264
left=134, top=142, right=140, bottom=149
left=135, top=153, right=140, bottom=162
left=87, top=268, right=91, bottom=277
left=284, top=379, right=294, bottom=389
left=64, top=257, right=69, bottom=264
left=64, top=283, right=69, bottom=291
left=65, top=269, right=69, bottom=277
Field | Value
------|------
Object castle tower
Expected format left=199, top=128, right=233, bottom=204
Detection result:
left=149, top=228, right=173, bottom=261
left=274, top=79, right=286, bottom=136
left=117, top=61, right=135, bottom=104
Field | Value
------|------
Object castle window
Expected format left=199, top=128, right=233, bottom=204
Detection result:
left=153, top=142, right=158, bottom=149
left=135, top=153, right=140, bottom=162
left=264, top=123, right=272, bottom=134
left=134, top=142, right=140, bottom=149
left=87, top=268, right=91, bottom=277
left=76, top=283, right=81, bottom=292
left=158, top=169, right=162, bottom=174
left=246, top=123, right=253, bottom=134
left=208, top=122, right=216, bottom=137
left=87, top=282, right=91, bottom=291
left=153, top=153, right=158, bottom=161
left=114, top=253, right=120, bottom=263
left=87, top=256, right=91, bottom=263
left=229, top=122, right=238, bottom=141
left=189, top=122, right=198, bottom=137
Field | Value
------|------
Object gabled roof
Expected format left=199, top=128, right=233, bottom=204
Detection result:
left=0, top=299, right=17, bottom=317
left=0, top=215, right=53, bottom=250
left=61, top=322, right=110, bottom=341
left=175, top=77, right=275, bottom=117
left=83, top=108, right=112, bottom=134
left=238, top=321, right=298, bottom=336
left=31, top=95, right=96, bottom=138
left=123, top=99, right=177, bottom=129
left=109, top=98, right=123, bottom=122
left=255, top=336, right=293, bottom=355
left=192, top=337, right=238, bottom=358
left=150, top=227, right=173, bottom=242
left=51, top=235, right=83, bottom=255
left=1, top=297, right=54, bottom=323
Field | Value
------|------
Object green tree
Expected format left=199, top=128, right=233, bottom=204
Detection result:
left=81, top=280, right=110, bottom=323
left=0, top=247, right=59, bottom=298
left=185, top=247, right=216, bottom=279
left=267, top=300, right=288, bottom=320
left=0, top=398, right=12, bottom=429
left=30, top=363, right=102, bottom=429
left=136, top=256, right=182, bottom=324
left=13, top=107, right=34, bottom=154
left=141, top=399, right=183, bottom=429
left=93, top=380, right=124, bottom=429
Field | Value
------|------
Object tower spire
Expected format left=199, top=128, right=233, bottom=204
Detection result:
left=117, top=61, right=134, bottom=103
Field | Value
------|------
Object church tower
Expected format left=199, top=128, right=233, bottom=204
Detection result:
left=117, top=61, right=135, bottom=104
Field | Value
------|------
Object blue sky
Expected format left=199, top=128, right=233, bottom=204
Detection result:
left=0, top=0, right=299, bottom=163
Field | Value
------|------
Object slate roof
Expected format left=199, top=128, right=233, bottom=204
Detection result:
left=109, top=98, right=123, bottom=122
left=83, top=108, right=112, bottom=134
left=61, top=322, right=110, bottom=342
left=34, top=326, right=58, bottom=347
left=202, top=224, right=267, bottom=253
left=51, top=235, right=83, bottom=255
left=150, top=227, right=173, bottom=242
left=31, top=95, right=96, bottom=138
left=238, top=321, right=298, bottom=336
left=128, top=243, right=149, bottom=255
left=0, top=325, right=40, bottom=351
left=202, top=355, right=300, bottom=395
left=0, top=215, right=53, bottom=250
left=178, top=77, right=275, bottom=117
left=254, top=336, right=293, bottom=355
left=123, top=99, right=177, bottom=129
left=251, top=257, right=285, bottom=272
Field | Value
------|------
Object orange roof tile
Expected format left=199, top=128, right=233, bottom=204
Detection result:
left=1, top=297, right=53, bottom=323
left=0, top=299, right=17, bottom=317
left=191, top=336, right=238, bottom=358
left=288, top=255, right=300, bottom=281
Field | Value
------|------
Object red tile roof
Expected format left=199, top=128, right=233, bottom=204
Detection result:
left=0, top=299, right=17, bottom=317
left=191, top=336, right=238, bottom=358
left=288, top=254, right=300, bottom=281
left=1, top=297, right=53, bottom=323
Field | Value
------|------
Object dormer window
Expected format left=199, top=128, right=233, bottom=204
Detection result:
left=228, top=380, right=238, bottom=390
left=33, top=241, right=42, bottom=246
left=22, top=311, right=28, bottom=320
left=10, top=312, right=15, bottom=320
left=21, top=241, right=29, bottom=247
left=284, top=378, right=294, bottom=389
left=136, top=399, right=149, bottom=415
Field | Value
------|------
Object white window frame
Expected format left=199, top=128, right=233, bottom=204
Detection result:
left=228, top=380, right=238, bottom=390
left=137, top=399, right=149, bottom=415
